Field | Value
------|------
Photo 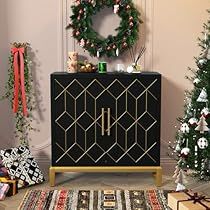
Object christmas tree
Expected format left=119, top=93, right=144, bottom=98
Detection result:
left=169, top=10, right=210, bottom=184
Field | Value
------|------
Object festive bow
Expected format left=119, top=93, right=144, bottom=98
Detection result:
left=177, top=190, right=210, bottom=210
left=188, top=192, right=210, bottom=209
left=11, top=47, right=28, bottom=116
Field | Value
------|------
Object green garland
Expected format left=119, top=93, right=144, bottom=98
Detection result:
left=69, top=0, right=142, bottom=58
left=1, top=43, right=35, bottom=146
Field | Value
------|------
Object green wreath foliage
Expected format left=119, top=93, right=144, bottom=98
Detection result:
left=69, top=0, right=142, bottom=58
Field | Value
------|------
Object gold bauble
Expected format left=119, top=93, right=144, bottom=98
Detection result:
left=80, top=66, right=86, bottom=72
left=86, top=64, right=91, bottom=69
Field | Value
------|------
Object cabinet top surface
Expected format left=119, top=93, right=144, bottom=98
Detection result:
left=51, top=71, right=161, bottom=77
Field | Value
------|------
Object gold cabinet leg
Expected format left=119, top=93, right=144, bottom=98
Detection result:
left=155, top=167, right=162, bottom=187
left=49, top=167, right=55, bottom=187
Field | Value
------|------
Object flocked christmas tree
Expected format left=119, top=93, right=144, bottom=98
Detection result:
left=169, top=10, right=210, bottom=187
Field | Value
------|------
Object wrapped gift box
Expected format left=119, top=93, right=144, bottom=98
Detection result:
left=168, top=190, right=210, bottom=210
left=0, top=183, right=9, bottom=200
left=0, top=146, right=45, bottom=188
left=0, top=177, right=18, bottom=196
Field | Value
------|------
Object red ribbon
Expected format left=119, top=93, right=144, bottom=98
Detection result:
left=11, top=47, right=28, bottom=116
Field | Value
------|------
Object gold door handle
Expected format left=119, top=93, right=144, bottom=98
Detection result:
left=107, top=108, right=111, bottom=136
left=101, top=108, right=105, bottom=136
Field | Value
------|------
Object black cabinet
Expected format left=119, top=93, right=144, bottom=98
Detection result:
left=51, top=72, right=161, bottom=168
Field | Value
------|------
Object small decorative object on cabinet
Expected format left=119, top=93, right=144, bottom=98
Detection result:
left=98, top=62, right=107, bottom=73
left=78, top=60, right=97, bottom=73
left=50, top=72, right=162, bottom=186
left=115, top=64, right=125, bottom=72
left=128, top=46, right=146, bottom=73
left=67, top=51, right=78, bottom=73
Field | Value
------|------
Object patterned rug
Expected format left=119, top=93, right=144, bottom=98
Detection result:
left=19, top=189, right=170, bottom=210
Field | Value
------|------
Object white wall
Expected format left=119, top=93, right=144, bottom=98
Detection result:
left=0, top=0, right=61, bottom=162
left=153, top=0, right=210, bottom=158
left=0, top=0, right=210, bottom=166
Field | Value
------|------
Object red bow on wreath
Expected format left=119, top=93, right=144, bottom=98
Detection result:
left=11, top=47, right=28, bottom=117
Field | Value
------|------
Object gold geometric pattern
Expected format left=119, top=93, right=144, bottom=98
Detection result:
left=53, top=78, right=159, bottom=165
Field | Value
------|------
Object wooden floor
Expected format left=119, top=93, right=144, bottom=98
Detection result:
left=1, top=164, right=210, bottom=210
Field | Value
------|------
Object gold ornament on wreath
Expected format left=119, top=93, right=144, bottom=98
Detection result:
left=67, top=0, right=142, bottom=58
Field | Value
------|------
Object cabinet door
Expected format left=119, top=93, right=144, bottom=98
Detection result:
left=51, top=76, right=99, bottom=166
left=93, top=76, right=161, bottom=166
left=51, top=74, right=160, bottom=166
left=116, top=76, right=161, bottom=166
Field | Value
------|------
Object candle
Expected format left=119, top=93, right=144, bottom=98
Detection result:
left=98, top=62, right=107, bottom=73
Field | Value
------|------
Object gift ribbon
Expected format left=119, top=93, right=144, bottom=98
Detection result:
left=176, top=190, right=210, bottom=210
left=11, top=47, right=28, bottom=116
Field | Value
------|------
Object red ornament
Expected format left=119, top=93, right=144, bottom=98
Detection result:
left=129, top=22, right=134, bottom=27
left=116, top=0, right=120, bottom=3
left=75, top=0, right=80, bottom=5
left=129, top=16, right=134, bottom=22
left=79, top=9, right=83, bottom=14
left=180, top=151, right=189, bottom=158
left=201, top=108, right=210, bottom=118
left=77, top=16, right=81, bottom=20
left=75, top=31, right=80, bottom=36
left=206, top=114, right=210, bottom=119
left=107, top=46, right=111, bottom=50
left=112, top=45, right=116, bottom=49
left=67, top=22, right=73, bottom=28
left=180, top=147, right=190, bottom=159
left=123, top=42, right=128, bottom=48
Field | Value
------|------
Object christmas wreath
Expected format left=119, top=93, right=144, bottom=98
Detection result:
left=69, top=0, right=142, bottom=58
